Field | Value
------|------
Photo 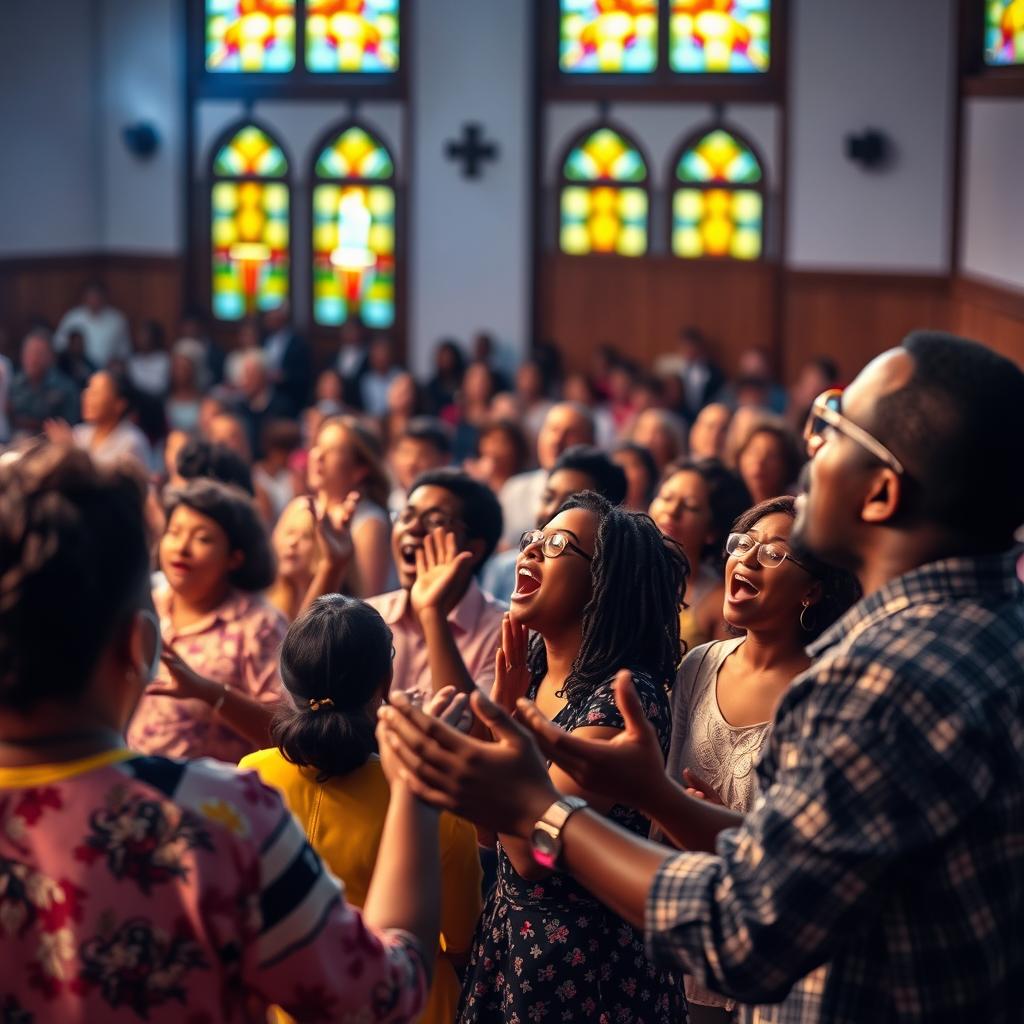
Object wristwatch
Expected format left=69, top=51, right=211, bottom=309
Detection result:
left=530, top=796, right=588, bottom=869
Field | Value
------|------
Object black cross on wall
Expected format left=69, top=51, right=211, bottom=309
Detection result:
left=444, top=122, right=499, bottom=179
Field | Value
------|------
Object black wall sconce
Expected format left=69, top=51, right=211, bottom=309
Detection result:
left=122, top=122, right=160, bottom=160
left=845, top=129, right=891, bottom=171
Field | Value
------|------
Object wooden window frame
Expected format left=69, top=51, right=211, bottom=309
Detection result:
left=960, top=0, right=1024, bottom=96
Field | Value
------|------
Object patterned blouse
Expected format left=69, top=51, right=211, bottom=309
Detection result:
left=127, top=587, right=287, bottom=763
left=0, top=749, right=427, bottom=1023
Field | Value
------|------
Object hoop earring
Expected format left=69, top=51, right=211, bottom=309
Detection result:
left=799, top=602, right=814, bottom=633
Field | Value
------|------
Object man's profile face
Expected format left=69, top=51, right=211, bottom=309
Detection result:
left=792, top=348, right=914, bottom=571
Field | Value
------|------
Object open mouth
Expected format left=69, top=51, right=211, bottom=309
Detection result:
left=728, top=571, right=760, bottom=603
left=511, top=564, right=542, bottom=600
left=398, top=542, right=421, bottom=568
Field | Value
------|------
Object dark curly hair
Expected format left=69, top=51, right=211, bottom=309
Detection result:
left=0, top=444, right=151, bottom=713
left=164, top=479, right=275, bottom=592
left=526, top=491, right=689, bottom=703
left=271, top=596, right=393, bottom=781
left=731, top=496, right=861, bottom=641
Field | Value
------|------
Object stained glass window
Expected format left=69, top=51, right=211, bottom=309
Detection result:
left=672, top=128, right=764, bottom=260
left=669, top=0, right=770, bottom=74
left=210, top=125, right=290, bottom=320
left=985, top=1, right=1024, bottom=66
left=559, top=0, right=659, bottom=74
left=205, top=0, right=296, bottom=73
left=560, top=127, right=648, bottom=256
left=306, top=0, right=400, bottom=73
left=312, top=125, right=397, bottom=328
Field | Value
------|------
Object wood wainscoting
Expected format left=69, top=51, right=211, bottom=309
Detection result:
left=537, top=258, right=1024, bottom=382
left=0, top=253, right=184, bottom=344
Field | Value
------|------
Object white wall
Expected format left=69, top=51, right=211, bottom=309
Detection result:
left=409, top=0, right=532, bottom=377
left=0, top=0, right=101, bottom=255
left=786, top=0, right=956, bottom=272
left=959, top=98, right=1024, bottom=292
left=98, top=0, right=184, bottom=253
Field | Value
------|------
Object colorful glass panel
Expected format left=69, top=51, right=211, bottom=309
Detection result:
left=560, top=185, right=648, bottom=256
left=306, top=0, right=400, bottom=73
left=205, top=0, right=296, bottom=73
left=213, top=126, right=288, bottom=178
left=312, top=184, right=396, bottom=327
left=211, top=181, right=290, bottom=320
left=676, top=129, right=762, bottom=184
left=315, top=126, right=395, bottom=179
left=673, top=188, right=762, bottom=260
left=985, top=1, right=1024, bottom=65
left=559, top=0, right=659, bottom=74
left=669, top=0, right=770, bottom=74
left=564, top=129, right=647, bottom=183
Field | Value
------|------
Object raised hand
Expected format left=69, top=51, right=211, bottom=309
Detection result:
left=309, top=491, right=357, bottom=570
left=409, top=527, right=474, bottom=620
left=148, top=647, right=220, bottom=704
left=377, top=689, right=559, bottom=837
left=515, top=669, right=666, bottom=811
left=43, top=419, right=74, bottom=445
left=682, top=768, right=725, bottom=805
left=491, top=613, right=531, bottom=714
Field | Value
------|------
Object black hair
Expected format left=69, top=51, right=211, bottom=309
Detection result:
left=551, top=445, right=628, bottom=506
left=401, top=415, right=453, bottom=457
left=271, top=596, right=393, bottom=782
left=869, top=331, right=1024, bottom=548
left=612, top=442, right=659, bottom=506
left=0, top=445, right=150, bottom=713
left=97, top=368, right=138, bottom=422
left=435, top=338, right=467, bottom=379
left=735, top=422, right=805, bottom=491
left=810, top=355, right=838, bottom=382
left=175, top=439, right=255, bottom=495
left=164, top=479, right=275, bottom=591
left=408, top=467, right=504, bottom=563
left=731, top=496, right=861, bottom=641
left=662, top=457, right=753, bottom=568
left=477, top=418, right=530, bottom=475
left=527, top=491, right=689, bottom=702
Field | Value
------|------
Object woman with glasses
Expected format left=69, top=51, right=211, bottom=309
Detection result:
left=664, top=495, right=859, bottom=1023
left=460, top=491, right=689, bottom=1024
left=0, top=444, right=445, bottom=1023
left=240, top=595, right=483, bottom=1024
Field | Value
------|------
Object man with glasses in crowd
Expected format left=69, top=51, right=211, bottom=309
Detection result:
left=369, top=467, right=506, bottom=701
left=379, top=331, right=1024, bottom=1023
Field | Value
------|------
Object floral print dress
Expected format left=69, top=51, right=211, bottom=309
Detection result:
left=458, top=670, right=687, bottom=1024
left=0, top=749, right=428, bottom=1023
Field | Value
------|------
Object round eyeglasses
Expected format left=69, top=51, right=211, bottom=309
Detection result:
left=725, top=532, right=813, bottom=574
left=519, top=529, right=592, bottom=562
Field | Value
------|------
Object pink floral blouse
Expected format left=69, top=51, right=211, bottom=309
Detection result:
left=0, top=750, right=428, bottom=1023
left=127, top=587, right=287, bottom=763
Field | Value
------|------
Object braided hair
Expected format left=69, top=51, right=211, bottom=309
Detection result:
left=526, top=491, right=689, bottom=704
left=0, top=444, right=150, bottom=713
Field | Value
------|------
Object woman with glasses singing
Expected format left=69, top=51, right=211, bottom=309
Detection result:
left=663, top=495, right=859, bottom=1022
left=459, top=491, right=690, bottom=1024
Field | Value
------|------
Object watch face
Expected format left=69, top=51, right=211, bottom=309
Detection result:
left=531, top=827, right=559, bottom=867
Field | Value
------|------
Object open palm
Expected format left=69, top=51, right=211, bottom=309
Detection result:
left=491, top=613, right=531, bottom=713
left=409, top=528, right=474, bottom=618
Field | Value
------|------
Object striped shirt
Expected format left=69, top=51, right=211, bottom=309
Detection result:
left=645, top=548, right=1024, bottom=1022
left=0, top=751, right=428, bottom=1023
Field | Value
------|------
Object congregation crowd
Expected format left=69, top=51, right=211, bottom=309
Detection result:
left=0, top=283, right=1022, bottom=1024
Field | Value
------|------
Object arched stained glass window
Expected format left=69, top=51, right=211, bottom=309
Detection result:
left=205, top=0, right=296, bottom=73
left=984, top=1, right=1024, bottom=66
left=560, top=127, right=649, bottom=256
left=671, top=127, right=764, bottom=260
left=559, top=0, right=659, bottom=74
left=312, top=124, right=397, bottom=328
left=669, top=0, right=771, bottom=73
left=306, top=0, right=400, bottom=73
left=210, top=124, right=290, bottom=320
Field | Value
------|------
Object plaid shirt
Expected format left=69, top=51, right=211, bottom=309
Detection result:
left=645, top=549, right=1024, bottom=1023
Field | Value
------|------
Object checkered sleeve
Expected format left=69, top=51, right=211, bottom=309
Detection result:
left=644, top=645, right=996, bottom=1006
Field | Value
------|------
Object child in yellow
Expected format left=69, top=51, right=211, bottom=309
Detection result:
left=241, top=595, right=482, bottom=1024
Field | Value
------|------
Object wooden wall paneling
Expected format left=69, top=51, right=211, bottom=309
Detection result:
left=538, top=254, right=777, bottom=376
left=949, top=275, right=1024, bottom=365
left=781, top=271, right=951, bottom=384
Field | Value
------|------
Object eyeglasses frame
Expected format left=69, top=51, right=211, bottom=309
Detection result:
left=725, top=532, right=814, bottom=575
left=804, top=389, right=905, bottom=475
left=519, top=528, right=593, bottom=562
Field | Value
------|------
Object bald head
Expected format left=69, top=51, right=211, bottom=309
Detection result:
left=536, top=401, right=595, bottom=470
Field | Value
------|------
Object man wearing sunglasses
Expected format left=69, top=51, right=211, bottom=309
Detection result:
left=379, top=331, right=1024, bottom=1023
